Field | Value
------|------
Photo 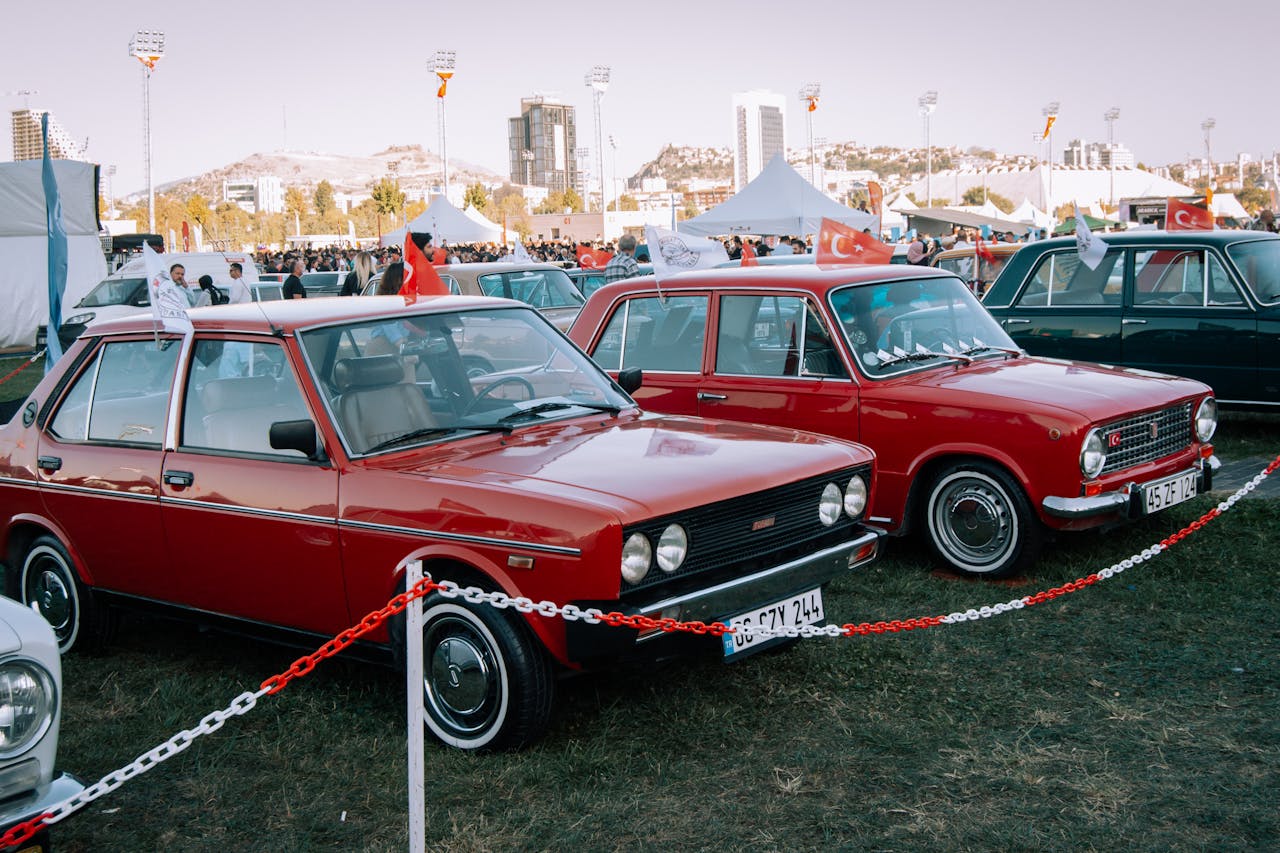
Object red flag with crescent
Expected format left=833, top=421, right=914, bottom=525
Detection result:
left=1166, top=197, right=1213, bottom=231
left=741, top=242, right=758, bottom=267
left=867, top=181, right=883, bottom=216
left=401, top=237, right=450, bottom=304
left=806, top=97, right=818, bottom=113
left=436, top=71, right=453, bottom=99
left=1041, top=114, right=1057, bottom=140
left=815, top=217, right=894, bottom=265
left=976, top=236, right=995, bottom=263
left=576, top=245, right=613, bottom=269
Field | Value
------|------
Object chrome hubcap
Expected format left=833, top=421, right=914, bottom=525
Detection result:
left=934, top=478, right=1014, bottom=569
left=424, top=618, right=498, bottom=735
left=30, top=568, right=71, bottom=634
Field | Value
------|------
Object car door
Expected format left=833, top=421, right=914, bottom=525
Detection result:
left=696, top=293, right=857, bottom=440
left=996, top=248, right=1125, bottom=364
left=36, top=336, right=180, bottom=600
left=586, top=293, right=708, bottom=415
left=158, top=335, right=347, bottom=633
left=1123, top=247, right=1256, bottom=400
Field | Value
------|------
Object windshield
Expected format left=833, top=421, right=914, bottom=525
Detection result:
left=299, top=306, right=631, bottom=455
left=477, top=269, right=585, bottom=308
left=829, top=275, right=1018, bottom=376
left=78, top=277, right=147, bottom=308
left=1226, top=238, right=1280, bottom=305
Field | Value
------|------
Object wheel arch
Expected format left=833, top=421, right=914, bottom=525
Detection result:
left=2, top=515, right=94, bottom=594
left=902, top=451, right=1031, bottom=536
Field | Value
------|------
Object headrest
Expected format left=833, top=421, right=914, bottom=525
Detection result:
left=201, top=376, right=278, bottom=413
left=334, top=355, right=405, bottom=391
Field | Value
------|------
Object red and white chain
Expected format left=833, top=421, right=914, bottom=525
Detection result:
left=2, top=454, right=1274, bottom=849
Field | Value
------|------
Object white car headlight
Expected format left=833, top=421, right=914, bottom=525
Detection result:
left=844, top=475, right=868, bottom=518
left=62, top=312, right=95, bottom=327
left=0, top=661, right=56, bottom=758
left=1195, top=397, right=1217, bottom=442
left=655, top=524, right=688, bottom=573
left=621, top=533, right=652, bottom=585
left=1081, top=428, right=1106, bottom=479
left=819, top=483, right=843, bottom=526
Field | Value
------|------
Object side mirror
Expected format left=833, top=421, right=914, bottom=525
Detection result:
left=270, top=419, right=327, bottom=463
left=617, top=367, right=642, bottom=395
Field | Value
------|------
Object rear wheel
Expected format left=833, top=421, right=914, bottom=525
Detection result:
left=922, top=461, right=1042, bottom=578
left=20, top=535, right=113, bottom=654
left=394, top=595, right=554, bottom=751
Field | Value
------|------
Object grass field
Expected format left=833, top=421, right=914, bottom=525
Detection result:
left=2, top=354, right=1277, bottom=850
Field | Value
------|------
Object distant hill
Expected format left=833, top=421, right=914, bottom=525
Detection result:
left=149, top=145, right=503, bottom=199
left=634, top=145, right=733, bottom=185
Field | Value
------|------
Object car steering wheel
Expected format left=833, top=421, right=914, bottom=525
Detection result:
left=462, top=375, right=536, bottom=415
left=917, top=327, right=961, bottom=352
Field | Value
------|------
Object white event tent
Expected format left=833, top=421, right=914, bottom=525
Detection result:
left=679, top=154, right=877, bottom=237
left=381, top=194, right=502, bottom=247
left=896, top=165, right=1194, bottom=214
left=0, top=159, right=106, bottom=348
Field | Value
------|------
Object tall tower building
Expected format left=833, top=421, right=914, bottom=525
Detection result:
left=11, top=109, right=83, bottom=161
left=731, top=91, right=786, bottom=191
left=508, top=96, right=579, bottom=193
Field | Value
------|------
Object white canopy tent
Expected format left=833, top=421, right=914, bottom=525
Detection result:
left=463, top=204, right=504, bottom=237
left=0, top=159, right=106, bottom=348
left=679, top=154, right=877, bottom=237
left=1010, top=198, right=1055, bottom=230
left=380, top=194, right=502, bottom=247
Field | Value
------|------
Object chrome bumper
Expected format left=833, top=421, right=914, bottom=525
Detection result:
left=1042, top=456, right=1218, bottom=520
left=0, top=771, right=85, bottom=833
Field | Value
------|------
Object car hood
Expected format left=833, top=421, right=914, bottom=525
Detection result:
left=382, top=412, right=871, bottom=519
left=889, top=356, right=1210, bottom=422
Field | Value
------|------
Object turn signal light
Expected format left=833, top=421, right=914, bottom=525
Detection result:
left=1084, top=482, right=1102, bottom=497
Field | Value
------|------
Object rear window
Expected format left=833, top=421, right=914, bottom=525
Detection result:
left=1227, top=239, right=1280, bottom=305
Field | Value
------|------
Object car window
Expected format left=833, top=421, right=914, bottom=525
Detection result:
left=181, top=339, right=309, bottom=458
left=1015, top=250, right=1123, bottom=307
left=477, top=271, right=584, bottom=308
left=593, top=295, right=707, bottom=372
left=714, top=295, right=847, bottom=378
left=1133, top=249, right=1243, bottom=307
left=78, top=277, right=147, bottom=308
left=1226, top=239, right=1280, bottom=305
left=49, top=339, right=180, bottom=445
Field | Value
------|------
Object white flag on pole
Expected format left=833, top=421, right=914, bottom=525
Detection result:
left=1074, top=203, right=1108, bottom=270
left=143, top=242, right=193, bottom=336
left=511, top=240, right=531, bottom=263
left=644, top=225, right=730, bottom=280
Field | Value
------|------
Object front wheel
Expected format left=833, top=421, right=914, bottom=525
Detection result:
left=922, top=462, right=1042, bottom=578
left=396, top=597, right=554, bottom=751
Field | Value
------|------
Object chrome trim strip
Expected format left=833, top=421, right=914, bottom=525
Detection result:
left=0, top=476, right=40, bottom=489
left=161, top=495, right=334, bottom=525
left=339, top=518, right=582, bottom=556
left=633, top=529, right=881, bottom=632
left=36, top=481, right=159, bottom=502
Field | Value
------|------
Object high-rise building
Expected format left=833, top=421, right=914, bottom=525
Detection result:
left=508, top=96, right=579, bottom=193
left=1063, top=138, right=1135, bottom=170
left=731, top=91, right=786, bottom=191
left=11, top=108, right=83, bottom=161
left=221, top=175, right=283, bottom=214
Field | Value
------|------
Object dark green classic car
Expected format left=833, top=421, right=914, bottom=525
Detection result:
left=982, top=231, right=1280, bottom=407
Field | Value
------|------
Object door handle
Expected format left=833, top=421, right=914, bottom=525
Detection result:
left=1002, top=319, right=1030, bottom=326
left=697, top=392, right=728, bottom=402
left=37, top=456, right=62, bottom=472
left=1121, top=318, right=1148, bottom=325
left=163, top=470, right=194, bottom=487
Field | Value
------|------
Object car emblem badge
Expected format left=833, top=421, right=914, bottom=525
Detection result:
left=752, top=516, right=776, bottom=532
left=1107, top=431, right=1123, bottom=448
left=1149, top=422, right=1159, bottom=439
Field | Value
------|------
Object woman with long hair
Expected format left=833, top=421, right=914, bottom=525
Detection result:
left=340, top=251, right=376, bottom=296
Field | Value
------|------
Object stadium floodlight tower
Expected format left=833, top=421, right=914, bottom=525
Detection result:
left=128, top=30, right=165, bottom=233
left=1201, top=117, right=1216, bottom=180
left=430, top=49, right=456, bottom=194
left=918, top=90, right=937, bottom=206
left=1042, top=101, right=1060, bottom=205
left=1104, top=107, right=1121, bottom=205
left=585, top=65, right=610, bottom=213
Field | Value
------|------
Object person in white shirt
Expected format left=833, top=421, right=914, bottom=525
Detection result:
left=227, top=262, right=253, bottom=304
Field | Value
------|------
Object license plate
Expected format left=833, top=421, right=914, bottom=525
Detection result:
left=721, top=588, right=823, bottom=658
left=1142, top=469, right=1197, bottom=514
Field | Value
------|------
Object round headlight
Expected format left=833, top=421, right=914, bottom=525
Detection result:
left=656, top=524, right=688, bottom=573
left=819, top=483, right=842, bottom=526
left=0, top=662, right=55, bottom=758
left=621, top=533, right=652, bottom=585
left=1195, top=397, right=1217, bottom=442
left=844, top=475, right=868, bottom=518
left=1081, top=428, right=1106, bottom=479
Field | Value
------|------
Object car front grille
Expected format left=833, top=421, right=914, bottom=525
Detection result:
left=620, top=465, right=871, bottom=596
left=1100, top=403, right=1192, bottom=475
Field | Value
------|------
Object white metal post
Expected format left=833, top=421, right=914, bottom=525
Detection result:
left=406, top=558, right=426, bottom=853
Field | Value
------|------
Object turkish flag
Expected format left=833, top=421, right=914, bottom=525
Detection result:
left=976, top=236, right=995, bottom=263
left=741, top=242, right=758, bottom=267
left=576, top=245, right=613, bottom=269
left=867, top=181, right=883, bottom=216
left=1166, top=197, right=1213, bottom=231
left=436, top=71, right=453, bottom=99
left=401, top=237, right=450, bottom=304
left=815, top=217, right=894, bottom=265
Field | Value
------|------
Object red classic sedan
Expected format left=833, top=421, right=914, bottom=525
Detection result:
left=568, top=265, right=1219, bottom=578
left=0, top=295, right=880, bottom=750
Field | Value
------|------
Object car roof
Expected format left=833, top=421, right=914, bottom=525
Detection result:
left=86, top=294, right=528, bottom=337
left=933, top=243, right=1021, bottom=260
left=1023, top=229, right=1280, bottom=249
left=446, top=261, right=567, bottom=274
left=585, top=263, right=954, bottom=302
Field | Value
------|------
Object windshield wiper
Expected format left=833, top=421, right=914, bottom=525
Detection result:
left=496, top=399, right=623, bottom=424
left=877, top=348, right=973, bottom=368
left=961, top=343, right=1023, bottom=359
left=365, top=423, right=513, bottom=454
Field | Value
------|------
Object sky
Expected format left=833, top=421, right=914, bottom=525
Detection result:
left=5, top=0, right=1277, bottom=197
